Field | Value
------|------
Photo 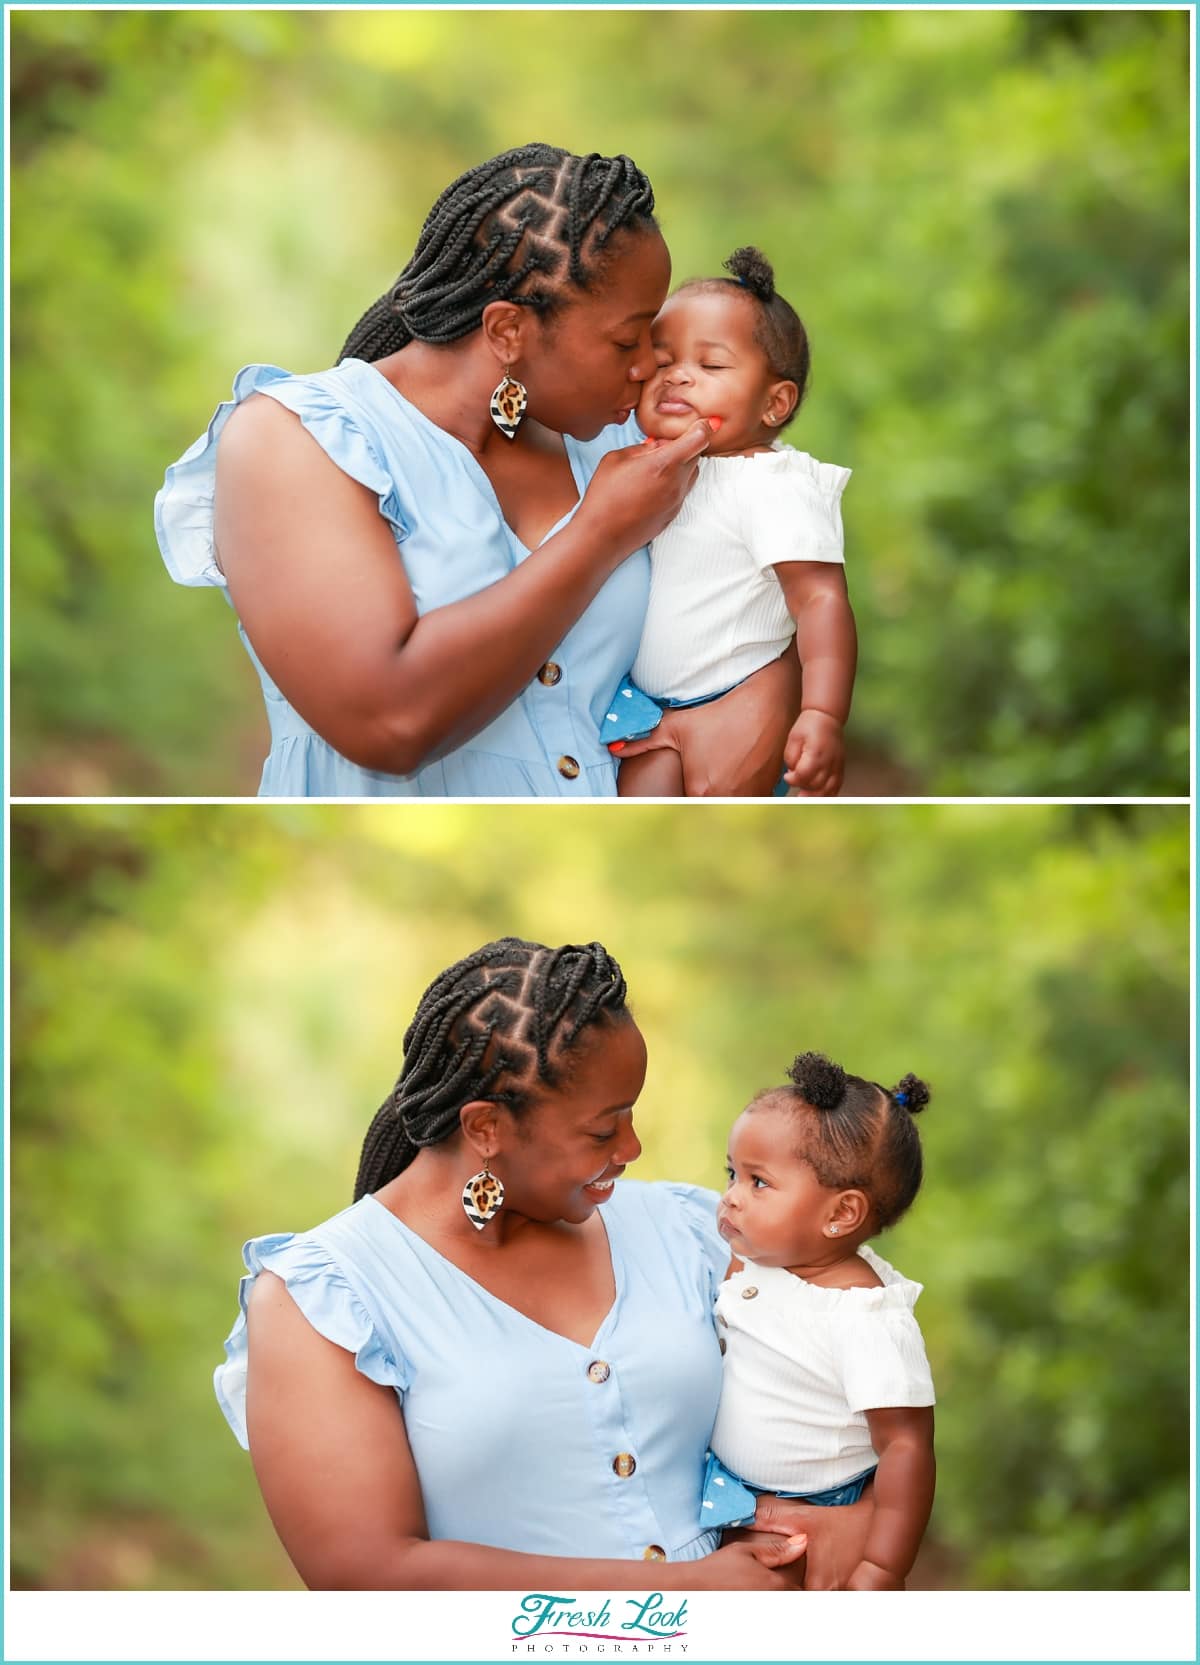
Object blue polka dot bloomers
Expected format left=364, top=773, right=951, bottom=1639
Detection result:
left=601, top=675, right=728, bottom=743
left=602, top=675, right=791, bottom=795
left=700, top=1449, right=877, bottom=1528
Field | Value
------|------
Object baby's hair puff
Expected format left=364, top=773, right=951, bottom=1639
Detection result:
left=678, top=244, right=812, bottom=425
left=758, top=1050, right=931, bottom=1231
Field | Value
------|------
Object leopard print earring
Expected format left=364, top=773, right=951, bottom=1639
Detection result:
left=490, top=367, right=528, bottom=440
left=462, top=1160, right=505, bottom=1229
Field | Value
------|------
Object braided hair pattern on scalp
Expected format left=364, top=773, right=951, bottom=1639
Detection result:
left=338, top=145, right=657, bottom=363
left=353, top=938, right=629, bottom=1201
left=759, top=1051, right=931, bottom=1230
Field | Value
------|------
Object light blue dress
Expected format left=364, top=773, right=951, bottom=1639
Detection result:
left=154, top=360, right=649, bottom=796
left=215, top=1180, right=729, bottom=1562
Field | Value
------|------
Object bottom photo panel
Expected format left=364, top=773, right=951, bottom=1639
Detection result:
left=8, top=803, right=1190, bottom=1631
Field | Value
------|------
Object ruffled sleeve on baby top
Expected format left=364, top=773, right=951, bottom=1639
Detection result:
left=214, top=1227, right=409, bottom=1450
left=735, top=444, right=851, bottom=573
left=154, top=364, right=408, bottom=590
left=830, top=1245, right=936, bottom=1414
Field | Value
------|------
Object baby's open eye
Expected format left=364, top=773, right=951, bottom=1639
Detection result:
left=723, top=1164, right=735, bottom=1183
left=751, top=1175, right=768, bottom=1189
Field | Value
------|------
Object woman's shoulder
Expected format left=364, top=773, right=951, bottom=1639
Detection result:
left=156, top=363, right=409, bottom=588
left=611, top=1178, right=728, bottom=1282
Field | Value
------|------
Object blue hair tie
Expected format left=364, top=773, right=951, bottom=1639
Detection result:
left=895, top=1090, right=909, bottom=1107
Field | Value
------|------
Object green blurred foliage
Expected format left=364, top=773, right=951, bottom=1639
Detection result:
left=10, top=9, right=1189, bottom=794
left=10, top=803, right=1189, bottom=1589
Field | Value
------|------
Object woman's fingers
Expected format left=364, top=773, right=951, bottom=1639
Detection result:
left=749, top=1532, right=809, bottom=1569
left=663, top=417, right=718, bottom=463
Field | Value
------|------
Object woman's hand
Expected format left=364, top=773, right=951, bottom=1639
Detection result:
left=697, top=1533, right=809, bottom=1590
left=214, top=402, right=711, bottom=776
left=732, top=1491, right=873, bottom=1589
left=616, top=650, right=803, bottom=796
left=575, top=421, right=715, bottom=563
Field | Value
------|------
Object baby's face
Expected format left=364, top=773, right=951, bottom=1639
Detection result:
left=636, top=289, right=795, bottom=457
left=717, top=1106, right=838, bottom=1267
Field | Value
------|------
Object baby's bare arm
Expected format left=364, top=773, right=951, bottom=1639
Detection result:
left=847, top=1407, right=936, bottom=1589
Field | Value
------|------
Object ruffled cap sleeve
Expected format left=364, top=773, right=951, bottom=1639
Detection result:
left=154, top=363, right=406, bottom=591
left=658, top=1181, right=730, bottom=1303
left=736, top=445, right=851, bottom=572
left=835, top=1307, right=936, bottom=1414
left=214, top=1231, right=409, bottom=1450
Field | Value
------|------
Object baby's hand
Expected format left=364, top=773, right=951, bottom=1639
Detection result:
left=846, top=1559, right=905, bottom=1591
left=783, top=709, right=845, bottom=796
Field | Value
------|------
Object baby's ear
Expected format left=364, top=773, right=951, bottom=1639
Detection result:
left=831, top=1188, right=871, bottom=1235
left=764, top=379, right=798, bottom=430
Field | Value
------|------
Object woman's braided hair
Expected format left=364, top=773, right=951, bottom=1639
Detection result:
left=338, top=144, right=657, bottom=363
left=354, top=938, right=629, bottom=1200
left=755, top=1051, right=931, bottom=1230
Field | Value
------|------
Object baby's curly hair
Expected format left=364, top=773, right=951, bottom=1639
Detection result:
left=753, top=1051, right=931, bottom=1230
left=677, top=245, right=811, bottom=427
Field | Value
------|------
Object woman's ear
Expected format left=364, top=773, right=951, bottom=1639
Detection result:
left=764, top=379, right=798, bottom=430
left=480, top=300, right=527, bottom=369
left=459, top=1100, right=502, bottom=1162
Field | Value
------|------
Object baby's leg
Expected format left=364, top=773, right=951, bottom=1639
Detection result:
left=671, top=685, right=789, bottom=798
left=616, top=748, right=686, bottom=796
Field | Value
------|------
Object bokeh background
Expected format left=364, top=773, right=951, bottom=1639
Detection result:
left=10, top=801, right=1190, bottom=1590
left=10, top=8, right=1191, bottom=796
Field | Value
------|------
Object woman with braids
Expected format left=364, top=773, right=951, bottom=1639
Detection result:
left=214, top=940, right=871, bottom=1589
left=154, top=146, right=798, bottom=796
left=706, top=1053, right=937, bottom=1590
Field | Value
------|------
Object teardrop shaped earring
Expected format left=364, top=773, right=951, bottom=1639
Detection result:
left=462, top=1160, right=505, bottom=1230
left=490, top=367, right=528, bottom=440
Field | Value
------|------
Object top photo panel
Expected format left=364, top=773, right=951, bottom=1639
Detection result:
left=10, top=8, right=1191, bottom=801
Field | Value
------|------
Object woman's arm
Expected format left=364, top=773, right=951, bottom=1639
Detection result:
left=845, top=1407, right=935, bottom=1590
left=246, top=1273, right=807, bottom=1592
left=214, top=399, right=713, bottom=775
left=772, top=562, right=858, bottom=796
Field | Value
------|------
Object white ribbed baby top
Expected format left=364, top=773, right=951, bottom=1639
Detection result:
left=710, top=1247, right=935, bottom=1495
left=631, top=444, right=851, bottom=703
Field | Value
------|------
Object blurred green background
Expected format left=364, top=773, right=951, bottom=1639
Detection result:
left=10, top=801, right=1190, bottom=1590
left=10, top=8, right=1190, bottom=796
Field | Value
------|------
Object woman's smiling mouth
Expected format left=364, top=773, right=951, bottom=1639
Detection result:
left=583, top=1171, right=621, bottom=1200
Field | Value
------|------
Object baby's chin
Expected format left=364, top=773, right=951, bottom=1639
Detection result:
left=637, top=405, right=711, bottom=440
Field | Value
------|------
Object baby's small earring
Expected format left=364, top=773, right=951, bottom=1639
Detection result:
left=490, top=365, right=528, bottom=440
left=829, top=1224, right=839, bottom=1235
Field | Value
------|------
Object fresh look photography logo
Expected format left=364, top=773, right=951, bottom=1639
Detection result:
left=510, top=1592, right=689, bottom=1654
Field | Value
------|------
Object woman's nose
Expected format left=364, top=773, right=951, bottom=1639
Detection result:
left=616, top=1120, right=643, bottom=1165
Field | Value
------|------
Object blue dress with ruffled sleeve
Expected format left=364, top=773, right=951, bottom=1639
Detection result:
left=215, top=1180, right=730, bottom=1563
left=154, top=360, right=648, bottom=797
